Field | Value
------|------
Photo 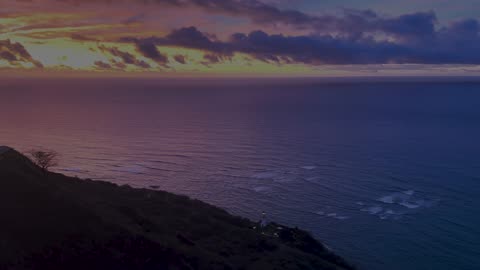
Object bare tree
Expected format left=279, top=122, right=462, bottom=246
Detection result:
left=28, top=149, right=59, bottom=175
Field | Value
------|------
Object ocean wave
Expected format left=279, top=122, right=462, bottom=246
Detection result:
left=303, top=177, right=319, bottom=184
left=251, top=172, right=277, bottom=179
left=399, top=201, right=421, bottom=209
left=361, top=206, right=383, bottom=215
left=252, top=186, right=272, bottom=193
left=110, top=165, right=146, bottom=174
left=358, top=189, right=438, bottom=220
left=378, top=192, right=411, bottom=204
left=377, top=190, right=435, bottom=210
left=273, top=175, right=295, bottom=183
left=315, top=211, right=349, bottom=220
left=360, top=205, right=404, bottom=220
left=59, top=167, right=89, bottom=173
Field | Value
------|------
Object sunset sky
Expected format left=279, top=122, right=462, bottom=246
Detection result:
left=1, top=0, right=480, bottom=76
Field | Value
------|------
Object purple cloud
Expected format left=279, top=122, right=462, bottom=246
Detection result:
left=135, top=41, right=169, bottom=65
left=121, top=18, right=480, bottom=65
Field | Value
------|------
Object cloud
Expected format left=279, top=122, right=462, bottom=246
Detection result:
left=173, top=54, right=186, bottom=64
left=98, top=45, right=151, bottom=68
left=121, top=27, right=231, bottom=55
left=6, top=0, right=480, bottom=73
left=379, top=11, right=437, bottom=40
left=71, top=34, right=98, bottom=42
left=94, top=60, right=112, bottom=69
left=12, top=1, right=477, bottom=47
left=0, top=51, right=17, bottom=62
left=201, top=53, right=222, bottom=67
left=134, top=41, right=168, bottom=65
left=121, top=20, right=480, bottom=65
left=0, top=39, right=43, bottom=68
left=49, top=0, right=445, bottom=40
left=52, top=0, right=322, bottom=29
left=123, top=13, right=147, bottom=25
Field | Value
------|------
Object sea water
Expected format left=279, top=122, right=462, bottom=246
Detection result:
left=1, top=78, right=479, bottom=270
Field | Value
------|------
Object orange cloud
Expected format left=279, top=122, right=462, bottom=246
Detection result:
left=0, top=39, right=43, bottom=68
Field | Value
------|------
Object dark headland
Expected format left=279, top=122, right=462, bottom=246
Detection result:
left=0, top=147, right=355, bottom=270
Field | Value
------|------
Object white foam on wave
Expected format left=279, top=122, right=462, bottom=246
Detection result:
left=358, top=188, right=439, bottom=220
left=360, top=206, right=404, bottom=220
left=301, top=166, right=317, bottom=170
left=377, top=190, right=435, bottom=210
left=361, top=206, right=383, bottom=215
left=315, top=211, right=349, bottom=220
left=400, top=202, right=419, bottom=209
left=378, top=192, right=412, bottom=205
left=399, top=201, right=422, bottom=209
left=378, top=194, right=400, bottom=204
left=378, top=196, right=394, bottom=204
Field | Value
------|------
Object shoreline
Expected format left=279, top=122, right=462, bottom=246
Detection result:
left=0, top=147, right=355, bottom=270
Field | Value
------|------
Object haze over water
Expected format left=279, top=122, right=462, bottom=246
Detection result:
left=1, top=78, right=480, bottom=270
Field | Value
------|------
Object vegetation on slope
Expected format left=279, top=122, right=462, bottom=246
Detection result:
left=0, top=147, right=355, bottom=270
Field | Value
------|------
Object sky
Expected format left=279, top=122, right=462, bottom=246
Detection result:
left=1, top=0, right=480, bottom=77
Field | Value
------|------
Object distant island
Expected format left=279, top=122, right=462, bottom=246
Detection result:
left=0, top=146, right=354, bottom=270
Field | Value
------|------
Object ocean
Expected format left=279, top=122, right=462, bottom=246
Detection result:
left=1, top=78, right=479, bottom=270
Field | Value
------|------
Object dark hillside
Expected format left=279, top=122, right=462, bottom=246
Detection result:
left=0, top=147, right=354, bottom=270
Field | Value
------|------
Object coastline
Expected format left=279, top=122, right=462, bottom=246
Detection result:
left=0, top=146, right=355, bottom=270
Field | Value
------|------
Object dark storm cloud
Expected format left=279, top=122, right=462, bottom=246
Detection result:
left=0, top=39, right=43, bottom=67
left=98, top=45, right=151, bottom=68
left=71, top=33, right=98, bottom=42
left=134, top=41, right=169, bottom=65
left=226, top=30, right=411, bottom=65
left=202, top=53, right=221, bottom=64
left=121, top=18, right=480, bottom=65
left=173, top=54, right=186, bottom=64
left=379, top=11, right=437, bottom=40
left=328, top=10, right=438, bottom=41
left=94, top=60, right=112, bottom=69
left=0, top=51, right=17, bottom=62
left=124, top=27, right=233, bottom=56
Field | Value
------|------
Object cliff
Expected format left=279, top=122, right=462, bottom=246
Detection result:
left=0, top=147, right=354, bottom=270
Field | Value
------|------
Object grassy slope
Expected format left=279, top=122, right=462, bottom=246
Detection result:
left=0, top=148, right=355, bottom=270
